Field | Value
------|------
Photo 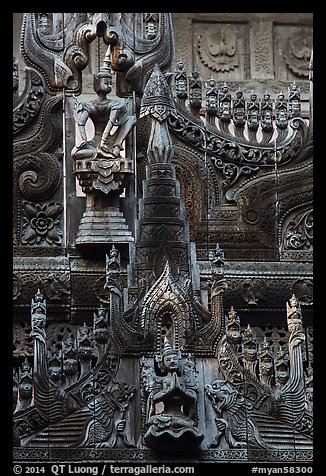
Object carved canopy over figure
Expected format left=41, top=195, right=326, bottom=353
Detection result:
left=72, top=48, right=136, bottom=160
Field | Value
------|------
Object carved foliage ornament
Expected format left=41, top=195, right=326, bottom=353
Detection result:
left=285, top=209, right=313, bottom=250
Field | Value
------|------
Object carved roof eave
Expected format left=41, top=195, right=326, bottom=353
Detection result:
left=168, top=104, right=310, bottom=170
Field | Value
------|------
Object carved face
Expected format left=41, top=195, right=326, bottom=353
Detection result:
left=94, top=328, right=109, bottom=344
left=49, top=366, right=62, bottom=382
left=260, top=356, right=273, bottom=374
left=243, top=341, right=257, bottom=360
left=163, top=352, right=179, bottom=371
left=63, top=358, right=78, bottom=376
left=276, top=366, right=289, bottom=384
left=94, top=74, right=112, bottom=95
left=205, top=379, right=233, bottom=412
left=227, top=324, right=241, bottom=344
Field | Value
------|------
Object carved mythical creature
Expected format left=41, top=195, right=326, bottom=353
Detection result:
left=79, top=381, right=135, bottom=448
left=205, top=379, right=270, bottom=449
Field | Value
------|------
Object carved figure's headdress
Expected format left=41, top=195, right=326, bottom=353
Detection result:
left=94, top=47, right=112, bottom=90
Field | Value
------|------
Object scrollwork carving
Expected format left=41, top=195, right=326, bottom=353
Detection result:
left=285, top=209, right=313, bottom=250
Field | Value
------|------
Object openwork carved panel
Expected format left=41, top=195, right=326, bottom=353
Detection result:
left=13, top=11, right=312, bottom=467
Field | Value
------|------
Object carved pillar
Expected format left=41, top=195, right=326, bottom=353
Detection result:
left=205, top=77, right=218, bottom=127
left=210, top=243, right=227, bottom=334
left=173, top=60, right=188, bottom=108
left=189, top=70, right=202, bottom=117
left=218, top=82, right=232, bottom=133
left=104, top=245, right=123, bottom=334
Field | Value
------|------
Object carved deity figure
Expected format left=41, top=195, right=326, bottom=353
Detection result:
left=18, top=358, right=33, bottom=410
left=205, top=77, right=218, bottom=115
left=72, top=48, right=136, bottom=160
left=219, top=82, right=232, bottom=122
left=286, top=294, right=303, bottom=333
left=274, top=350, right=289, bottom=388
left=275, top=91, right=288, bottom=129
left=261, top=91, right=273, bottom=131
left=93, top=304, right=110, bottom=348
left=242, top=324, right=258, bottom=374
left=288, top=81, right=301, bottom=117
left=47, top=344, right=63, bottom=385
left=233, top=88, right=246, bottom=127
left=142, top=340, right=203, bottom=450
left=247, top=91, right=260, bottom=130
left=258, top=338, right=274, bottom=387
left=189, top=70, right=202, bottom=110
left=226, top=307, right=241, bottom=345
left=31, top=289, right=46, bottom=332
left=174, top=60, right=188, bottom=100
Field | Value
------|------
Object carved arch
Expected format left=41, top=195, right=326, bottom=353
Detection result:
left=140, top=262, right=197, bottom=352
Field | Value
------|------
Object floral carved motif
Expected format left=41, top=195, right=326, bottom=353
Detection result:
left=22, top=201, right=63, bottom=246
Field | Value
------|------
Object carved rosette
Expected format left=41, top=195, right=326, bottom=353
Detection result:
left=22, top=202, right=63, bottom=246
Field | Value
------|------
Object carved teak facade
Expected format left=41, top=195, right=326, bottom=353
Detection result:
left=13, top=13, right=313, bottom=464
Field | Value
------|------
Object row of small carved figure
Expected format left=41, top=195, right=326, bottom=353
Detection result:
left=172, top=61, right=302, bottom=121
left=13, top=300, right=111, bottom=413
